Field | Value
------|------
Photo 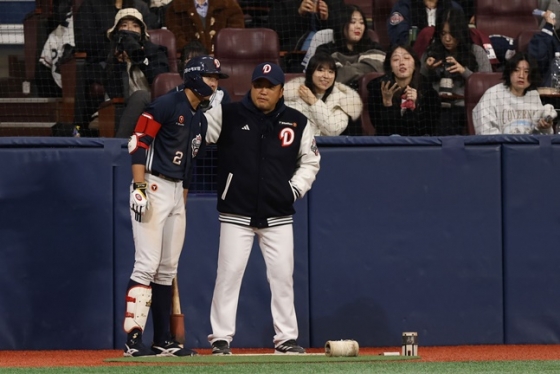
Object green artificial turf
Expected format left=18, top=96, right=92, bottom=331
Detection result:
left=1, top=360, right=560, bottom=374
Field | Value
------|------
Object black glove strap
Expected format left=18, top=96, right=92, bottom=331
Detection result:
left=133, top=182, right=147, bottom=190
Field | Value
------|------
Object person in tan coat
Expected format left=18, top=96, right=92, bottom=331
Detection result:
left=166, top=0, right=245, bottom=53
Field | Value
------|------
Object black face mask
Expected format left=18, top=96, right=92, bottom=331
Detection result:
left=114, top=29, right=142, bottom=54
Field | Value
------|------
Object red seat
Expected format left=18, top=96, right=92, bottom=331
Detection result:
left=475, top=0, right=538, bottom=38
left=149, top=29, right=179, bottom=73
left=151, top=72, right=183, bottom=99
left=214, top=28, right=280, bottom=102
left=358, top=71, right=384, bottom=135
left=515, top=29, right=540, bottom=54
left=464, top=72, right=503, bottom=135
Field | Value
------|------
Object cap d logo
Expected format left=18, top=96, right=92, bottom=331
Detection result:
left=214, top=59, right=221, bottom=69
left=263, top=64, right=272, bottom=74
left=178, top=115, right=184, bottom=124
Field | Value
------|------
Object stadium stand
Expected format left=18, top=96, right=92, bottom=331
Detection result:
left=213, top=27, right=280, bottom=102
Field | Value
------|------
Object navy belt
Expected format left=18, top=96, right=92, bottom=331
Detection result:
left=151, top=172, right=181, bottom=183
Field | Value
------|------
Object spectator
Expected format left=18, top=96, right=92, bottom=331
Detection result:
left=204, top=62, right=320, bottom=356
left=367, top=44, right=441, bottom=136
left=421, top=7, right=491, bottom=135
left=103, top=8, right=170, bottom=138
left=73, top=0, right=157, bottom=129
left=529, top=10, right=559, bottom=87
left=316, top=4, right=386, bottom=88
left=142, top=0, right=173, bottom=28
left=166, top=0, right=245, bottom=53
left=473, top=52, right=555, bottom=135
left=488, top=1, right=560, bottom=71
left=268, top=0, right=346, bottom=52
left=180, top=40, right=208, bottom=70
left=387, top=0, right=461, bottom=48
left=538, top=0, right=560, bottom=29
left=284, top=53, right=362, bottom=135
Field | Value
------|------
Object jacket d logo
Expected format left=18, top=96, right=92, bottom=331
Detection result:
left=279, top=128, right=295, bottom=147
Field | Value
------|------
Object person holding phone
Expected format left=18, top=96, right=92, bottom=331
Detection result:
left=367, top=44, right=441, bottom=136
left=420, top=7, right=491, bottom=135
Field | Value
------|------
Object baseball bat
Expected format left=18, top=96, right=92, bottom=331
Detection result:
left=170, top=276, right=185, bottom=344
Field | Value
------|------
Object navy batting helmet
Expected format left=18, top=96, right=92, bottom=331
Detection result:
left=183, top=56, right=229, bottom=97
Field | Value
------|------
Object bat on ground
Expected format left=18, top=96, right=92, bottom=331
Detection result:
left=170, top=276, right=185, bottom=344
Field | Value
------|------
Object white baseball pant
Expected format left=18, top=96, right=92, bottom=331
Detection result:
left=208, top=221, right=299, bottom=346
left=129, top=173, right=186, bottom=286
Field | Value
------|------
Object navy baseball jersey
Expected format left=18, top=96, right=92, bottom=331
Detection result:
left=130, top=90, right=207, bottom=186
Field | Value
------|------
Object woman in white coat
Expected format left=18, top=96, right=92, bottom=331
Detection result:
left=283, top=52, right=363, bottom=136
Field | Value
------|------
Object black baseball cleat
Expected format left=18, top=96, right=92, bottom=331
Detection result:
left=275, top=339, right=306, bottom=355
left=151, top=340, right=198, bottom=357
left=211, top=340, right=232, bottom=355
left=124, top=339, right=156, bottom=357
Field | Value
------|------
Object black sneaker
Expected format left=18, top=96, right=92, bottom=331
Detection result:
left=275, top=339, right=305, bottom=354
left=124, top=337, right=156, bottom=357
left=212, top=340, right=232, bottom=355
left=151, top=340, right=198, bottom=357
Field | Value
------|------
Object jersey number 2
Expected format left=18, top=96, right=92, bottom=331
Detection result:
left=173, top=151, right=184, bottom=165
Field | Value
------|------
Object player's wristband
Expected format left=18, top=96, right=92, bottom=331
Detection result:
left=133, top=182, right=147, bottom=190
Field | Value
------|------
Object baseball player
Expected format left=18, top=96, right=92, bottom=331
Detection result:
left=123, top=55, right=228, bottom=357
left=204, top=62, right=321, bottom=355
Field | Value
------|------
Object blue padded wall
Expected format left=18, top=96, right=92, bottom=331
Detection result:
left=502, top=139, right=560, bottom=344
left=4, top=136, right=560, bottom=350
left=308, top=139, right=503, bottom=347
left=0, top=139, right=117, bottom=349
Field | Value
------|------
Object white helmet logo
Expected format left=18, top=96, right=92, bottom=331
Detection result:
left=263, top=64, right=272, bottom=74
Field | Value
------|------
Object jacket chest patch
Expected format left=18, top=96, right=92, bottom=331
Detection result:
left=279, top=128, right=295, bottom=147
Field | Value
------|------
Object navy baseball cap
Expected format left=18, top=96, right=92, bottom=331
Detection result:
left=251, top=62, right=285, bottom=86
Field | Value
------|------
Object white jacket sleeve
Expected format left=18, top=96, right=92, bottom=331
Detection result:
left=308, top=84, right=363, bottom=136
left=308, top=100, right=348, bottom=136
left=204, top=104, right=223, bottom=144
left=290, top=123, right=320, bottom=198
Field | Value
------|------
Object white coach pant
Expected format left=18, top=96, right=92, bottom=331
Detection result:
left=208, top=222, right=298, bottom=346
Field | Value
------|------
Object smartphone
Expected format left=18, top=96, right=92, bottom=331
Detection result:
left=381, top=75, right=396, bottom=87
